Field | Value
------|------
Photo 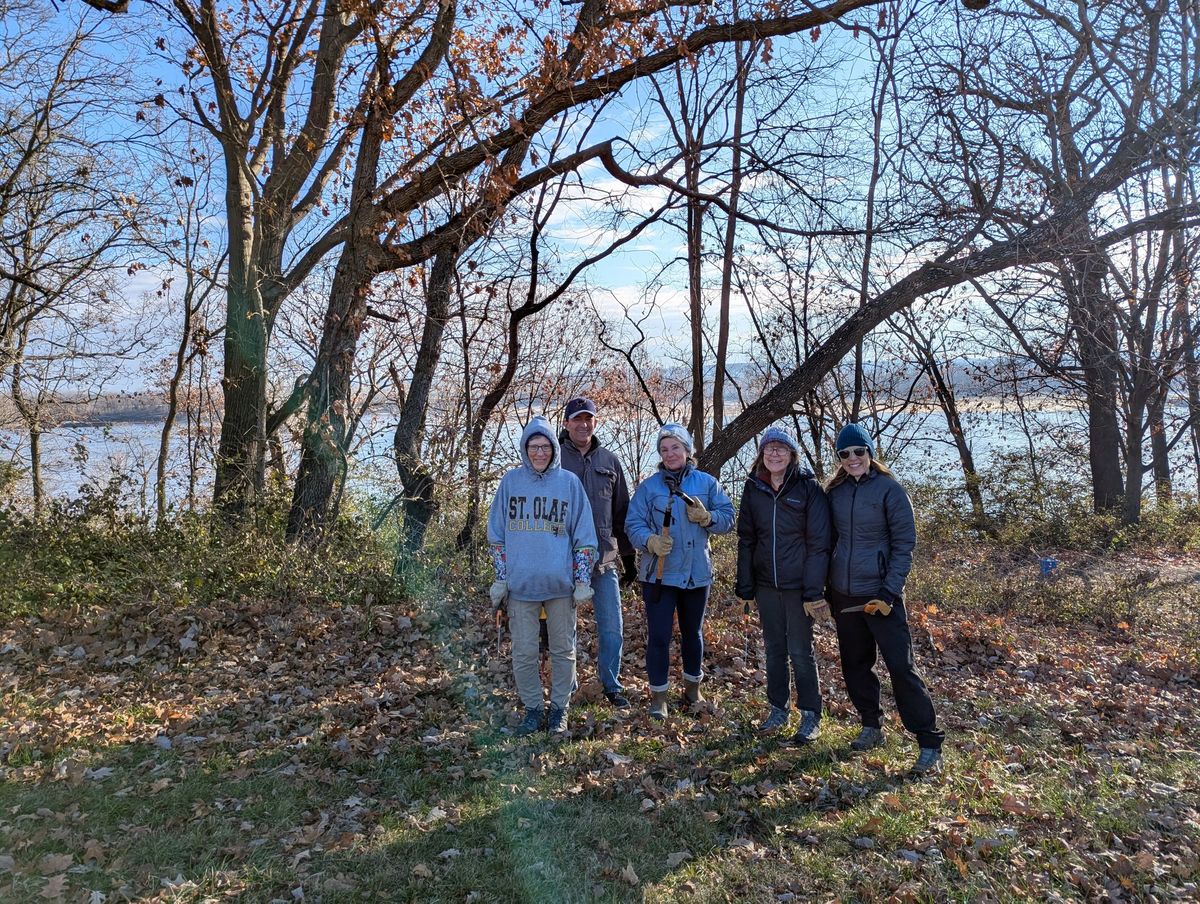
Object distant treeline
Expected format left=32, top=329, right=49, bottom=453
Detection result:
left=0, top=394, right=169, bottom=426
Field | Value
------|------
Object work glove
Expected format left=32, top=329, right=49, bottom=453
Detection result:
left=489, top=580, right=509, bottom=607
left=646, top=534, right=674, bottom=558
left=803, top=599, right=833, bottom=625
left=734, top=583, right=755, bottom=602
left=685, top=496, right=713, bottom=526
left=865, top=598, right=893, bottom=616
left=573, top=582, right=594, bottom=604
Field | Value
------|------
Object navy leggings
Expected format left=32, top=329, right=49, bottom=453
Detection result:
left=642, top=583, right=708, bottom=691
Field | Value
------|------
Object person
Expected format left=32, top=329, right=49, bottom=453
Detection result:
left=488, top=415, right=598, bottom=737
left=558, top=395, right=635, bottom=708
left=625, top=423, right=735, bottom=720
left=734, top=426, right=832, bottom=743
left=825, top=422, right=945, bottom=775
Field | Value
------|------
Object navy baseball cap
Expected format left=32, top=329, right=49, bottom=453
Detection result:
left=564, top=396, right=597, bottom=419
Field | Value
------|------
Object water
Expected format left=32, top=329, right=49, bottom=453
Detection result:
left=2, top=402, right=1196, bottom=514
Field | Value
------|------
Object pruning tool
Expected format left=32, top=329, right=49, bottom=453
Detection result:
left=839, top=599, right=893, bottom=616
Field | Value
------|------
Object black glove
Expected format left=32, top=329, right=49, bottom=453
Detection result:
left=734, top=584, right=755, bottom=602
left=621, top=554, right=639, bottom=586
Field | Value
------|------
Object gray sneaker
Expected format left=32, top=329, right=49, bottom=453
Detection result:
left=758, top=706, right=789, bottom=733
left=789, top=709, right=821, bottom=745
left=546, top=706, right=568, bottom=735
left=911, top=747, right=943, bottom=775
left=515, top=706, right=544, bottom=737
left=849, top=725, right=885, bottom=751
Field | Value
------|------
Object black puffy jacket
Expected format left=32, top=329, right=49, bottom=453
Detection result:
left=734, top=466, right=831, bottom=602
left=826, top=467, right=916, bottom=602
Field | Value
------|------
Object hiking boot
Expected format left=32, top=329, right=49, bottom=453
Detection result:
left=757, top=706, right=789, bottom=733
left=648, top=689, right=669, bottom=721
left=911, top=747, right=943, bottom=775
left=789, top=709, right=821, bottom=745
left=682, top=678, right=704, bottom=706
left=605, top=690, right=631, bottom=709
left=547, top=706, right=568, bottom=736
left=515, top=706, right=545, bottom=737
left=849, top=725, right=885, bottom=751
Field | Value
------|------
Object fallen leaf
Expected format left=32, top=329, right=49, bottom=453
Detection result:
left=41, top=875, right=67, bottom=900
left=40, top=854, right=73, bottom=875
left=411, top=863, right=432, bottom=879
left=666, top=851, right=691, bottom=868
left=619, top=861, right=639, bottom=886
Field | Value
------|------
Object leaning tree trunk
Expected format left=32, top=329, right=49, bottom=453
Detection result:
left=393, top=249, right=457, bottom=553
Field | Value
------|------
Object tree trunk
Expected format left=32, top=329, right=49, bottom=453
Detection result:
left=286, top=236, right=377, bottom=542
left=1062, top=248, right=1125, bottom=514
left=685, top=144, right=706, bottom=452
left=1147, top=386, right=1171, bottom=505
left=393, top=249, right=457, bottom=552
left=213, top=170, right=267, bottom=517
left=712, top=40, right=748, bottom=441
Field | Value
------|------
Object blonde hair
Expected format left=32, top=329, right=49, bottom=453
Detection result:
left=825, top=456, right=894, bottom=491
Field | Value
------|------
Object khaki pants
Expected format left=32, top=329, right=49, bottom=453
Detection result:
left=508, top=596, right=576, bottom=711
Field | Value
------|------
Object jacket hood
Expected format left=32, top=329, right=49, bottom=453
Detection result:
left=520, top=415, right=561, bottom=473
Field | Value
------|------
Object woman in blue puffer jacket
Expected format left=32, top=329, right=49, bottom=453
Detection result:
left=625, top=423, right=735, bottom=721
left=827, top=422, right=944, bottom=775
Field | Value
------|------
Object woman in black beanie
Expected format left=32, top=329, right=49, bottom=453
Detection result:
left=826, top=422, right=945, bottom=775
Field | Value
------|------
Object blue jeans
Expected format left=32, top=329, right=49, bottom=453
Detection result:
left=756, top=586, right=821, bottom=714
left=592, top=566, right=624, bottom=693
left=642, top=583, right=708, bottom=691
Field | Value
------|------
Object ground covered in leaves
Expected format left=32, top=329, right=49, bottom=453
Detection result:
left=2, top=520, right=1199, bottom=903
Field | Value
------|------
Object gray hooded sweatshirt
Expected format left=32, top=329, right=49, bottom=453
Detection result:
left=487, top=416, right=598, bottom=602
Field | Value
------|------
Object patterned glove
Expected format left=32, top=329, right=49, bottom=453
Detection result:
left=803, top=599, right=833, bottom=625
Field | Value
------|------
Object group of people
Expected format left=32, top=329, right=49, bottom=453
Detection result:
left=486, top=397, right=945, bottom=776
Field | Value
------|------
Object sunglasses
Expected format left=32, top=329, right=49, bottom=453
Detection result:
left=837, top=446, right=870, bottom=460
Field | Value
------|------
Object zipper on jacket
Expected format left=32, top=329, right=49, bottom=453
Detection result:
left=846, top=480, right=859, bottom=591
left=771, top=493, right=779, bottom=588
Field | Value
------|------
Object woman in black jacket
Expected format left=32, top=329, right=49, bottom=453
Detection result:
left=735, top=427, right=832, bottom=743
left=826, top=422, right=945, bottom=775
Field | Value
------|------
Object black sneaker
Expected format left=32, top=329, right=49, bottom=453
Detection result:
left=547, top=706, right=568, bottom=735
left=605, top=691, right=631, bottom=708
left=849, top=726, right=885, bottom=751
left=789, top=709, right=821, bottom=745
left=515, top=706, right=544, bottom=737
left=911, top=747, right=943, bottom=775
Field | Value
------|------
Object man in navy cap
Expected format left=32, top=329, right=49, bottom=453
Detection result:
left=559, top=395, right=635, bottom=707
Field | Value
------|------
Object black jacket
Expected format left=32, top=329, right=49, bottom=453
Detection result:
left=558, top=433, right=633, bottom=566
left=734, top=466, right=832, bottom=601
left=826, top=468, right=916, bottom=602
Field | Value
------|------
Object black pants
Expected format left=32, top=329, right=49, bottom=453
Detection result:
left=830, top=589, right=944, bottom=750
left=756, top=586, right=821, bottom=713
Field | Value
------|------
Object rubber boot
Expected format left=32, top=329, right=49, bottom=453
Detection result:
left=683, top=678, right=704, bottom=706
left=649, top=689, right=669, bottom=721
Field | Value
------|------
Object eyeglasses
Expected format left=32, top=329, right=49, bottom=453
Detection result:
left=837, top=446, right=869, bottom=460
left=762, top=445, right=790, bottom=457
left=527, top=444, right=553, bottom=454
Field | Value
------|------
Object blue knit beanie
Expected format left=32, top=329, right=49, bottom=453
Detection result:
left=759, top=426, right=800, bottom=455
left=835, top=422, right=874, bottom=452
left=657, top=422, right=695, bottom=454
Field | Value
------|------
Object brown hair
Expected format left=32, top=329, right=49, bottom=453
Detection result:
left=825, top=456, right=895, bottom=491
left=751, top=445, right=799, bottom=484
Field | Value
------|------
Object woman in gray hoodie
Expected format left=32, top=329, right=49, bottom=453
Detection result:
left=488, top=416, right=598, bottom=737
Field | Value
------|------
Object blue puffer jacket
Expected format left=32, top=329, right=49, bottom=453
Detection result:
left=625, top=462, right=735, bottom=589
left=826, top=467, right=916, bottom=603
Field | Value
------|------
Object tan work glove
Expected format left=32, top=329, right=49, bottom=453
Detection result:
left=803, top=599, right=833, bottom=625
left=572, top=582, right=594, bottom=604
left=646, top=534, right=674, bottom=557
left=685, top=496, right=713, bottom=526
left=865, top=599, right=893, bottom=616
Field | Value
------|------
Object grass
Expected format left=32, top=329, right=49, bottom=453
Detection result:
left=2, top=506, right=1200, bottom=902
